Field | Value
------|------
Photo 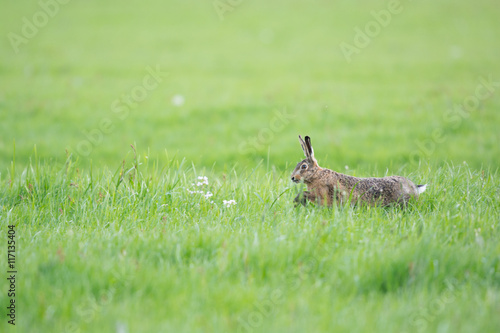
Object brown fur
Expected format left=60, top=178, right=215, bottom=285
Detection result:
left=291, top=135, right=425, bottom=207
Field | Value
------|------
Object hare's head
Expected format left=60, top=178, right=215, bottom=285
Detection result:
left=291, top=135, right=321, bottom=183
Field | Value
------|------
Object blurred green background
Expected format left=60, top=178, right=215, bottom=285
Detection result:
left=1, top=0, right=499, bottom=173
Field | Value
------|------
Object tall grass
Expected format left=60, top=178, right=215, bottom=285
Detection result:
left=1, top=151, right=499, bottom=332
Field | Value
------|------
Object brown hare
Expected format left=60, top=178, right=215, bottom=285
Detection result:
left=291, top=135, right=426, bottom=207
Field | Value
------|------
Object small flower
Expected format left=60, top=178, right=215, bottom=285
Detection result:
left=187, top=189, right=204, bottom=195
left=172, top=94, right=185, bottom=107
left=345, top=165, right=349, bottom=170
left=204, top=192, right=213, bottom=199
left=196, top=176, right=209, bottom=187
left=223, top=199, right=236, bottom=207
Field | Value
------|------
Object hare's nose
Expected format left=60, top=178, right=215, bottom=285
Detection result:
left=291, top=176, right=295, bottom=181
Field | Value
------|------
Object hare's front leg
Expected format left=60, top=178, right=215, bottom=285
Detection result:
left=294, top=190, right=316, bottom=207
left=294, top=191, right=308, bottom=206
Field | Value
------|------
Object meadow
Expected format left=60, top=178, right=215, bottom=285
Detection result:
left=1, top=0, right=499, bottom=332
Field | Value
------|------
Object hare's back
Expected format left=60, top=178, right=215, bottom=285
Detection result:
left=357, top=176, right=419, bottom=203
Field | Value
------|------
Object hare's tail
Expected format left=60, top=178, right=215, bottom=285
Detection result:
left=417, top=184, right=427, bottom=194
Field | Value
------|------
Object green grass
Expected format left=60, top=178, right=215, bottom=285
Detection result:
left=1, top=0, right=500, bottom=332
left=1, top=155, right=499, bottom=332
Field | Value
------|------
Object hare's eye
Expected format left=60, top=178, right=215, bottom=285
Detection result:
left=301, top=164, right=307, bottom=170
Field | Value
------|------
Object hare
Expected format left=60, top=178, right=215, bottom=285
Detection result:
left=291, top=135, right=427, bottom=207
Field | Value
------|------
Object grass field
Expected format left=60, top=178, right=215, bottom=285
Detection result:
left=1, top=0, right=500, bottom=332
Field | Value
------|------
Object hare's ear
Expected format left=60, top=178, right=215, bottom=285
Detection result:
left=298, top=135, right=310, bottom=159
left=304, top=136, right=316, bottom=162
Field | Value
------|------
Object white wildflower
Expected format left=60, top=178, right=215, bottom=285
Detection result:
left=187, top=189, right=204, bottom=195
left=172, top=94, right=185, bottom=107
left=196, top=176, right=209, bottom=186
left=223, top=199, right=237, bottom=207
left=204, top=192, right=213, bottom=199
